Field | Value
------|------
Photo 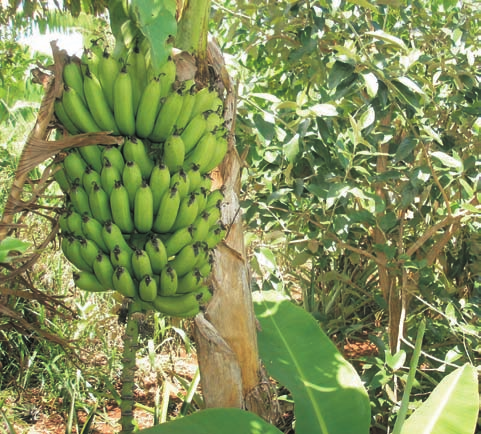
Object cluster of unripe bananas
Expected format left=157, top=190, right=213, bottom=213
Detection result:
left=53, top=40, right=228, bottom=317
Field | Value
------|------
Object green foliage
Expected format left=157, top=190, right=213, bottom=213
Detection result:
left=400, top=363, right=479, bottom=434
left=211, top=0, right=481, bottom=430
left=254, top=290, right=371, bottom=434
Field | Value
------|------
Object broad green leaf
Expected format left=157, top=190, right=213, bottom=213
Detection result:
left=379, top=212, right=398, bottom=233
left=253, top=291, right=371, bottom=434
left=310, top=103, right=338, bottom=117
left=394, top=137, right=417, bottom=162
left=430, top=151, right=463, bottom=170
left=254, top=247, right=277, bottom=274
left=366, top=30, right=407, bottom=51
left=329, top=61, right=355, bottom=89
left=138, top=408, right=282, bottom=434
left=283, top=134, right=300, bottom=162
left=396, top=76, right=426, bottom=96
left=131, top=0, right=176, bottom=73
left=359, top=106, right=375, bottom=130
left=386, top=350, right=406, bottom=372
left=0, top=237, right=30, bottom=263
left=363, top=72, right=379, bottom=98
left=400, top=364, right=479, bottom=434
left=251, top=93, right=282, bottom=103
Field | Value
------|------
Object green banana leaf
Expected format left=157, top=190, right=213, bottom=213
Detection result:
left=400, top=363, right=479, bottom=434
left=137, top=408, right=282, bottom=434
left=253, top=290, right=371, bottom=434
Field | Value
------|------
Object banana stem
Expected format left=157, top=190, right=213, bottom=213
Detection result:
left=176, top=0, right=211, bottom=81
left=119, top=303, right=140, bottom=433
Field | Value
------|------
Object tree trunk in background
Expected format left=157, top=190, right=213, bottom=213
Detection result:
left=193, top=39, right=280, bottom=424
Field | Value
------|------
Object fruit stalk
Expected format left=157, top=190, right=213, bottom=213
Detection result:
left=119, top=302, right=140, bottom=434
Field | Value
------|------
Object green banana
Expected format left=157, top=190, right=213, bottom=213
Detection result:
left=61, top=236, right=92, bottom=272
left=54, top=98, right=80, bottom=134
left=81, top=214, right=109, bottom=253
left=100, top=157, right=122, bottom=195
left=82, top=165, right=102, bottom=195
left=122, top=160, right=143, bottom=209
left=112, top=265, right=137, bottom=298
left=110, top=244, right=134, bottom=275
left=149, top=162, right=171, bottom=213
left=199, top=173, right=213, bottom=192
left=192, top=211, right=210, bottom=243
left=134, top=181, right=153, bottom=233
left=110, top=180, right=135, bottom=233
left=93, top=252, right=115, bottom=289
left=145, top=235, right=168, bottom=274
left=196, top=187, right=208, bottom=214
left=205, top=111, right=224, bottom=133
left=205, top=188, right=224, bottom=210
left=185, top=164, right=201, bottom=193
left=53, top=163, right=72, bottom=193
left=190, top=87, right=222, bottom=119
left=205, top=224, right=227, bottom=249
left=102, top=220, right=132, bottom=252
left=65, top=208, right=84, bottom=238
left=62, top=85, right=101, bottom=133
left=83, top=66, right=119, bottom=134
left=69, top=182, right=92, bottom=217
left=202, top=134, right=229, bottom=173
left=73, top=271, right=107, bottom=292
left=195, top=243, right=211, bottom=271
left=162, top=134, right=185, bottom=173
left=78, top=145, right=103, bottom=174
left=151, top=290, right=201, bottom=317
left=159, top=266, right=178, bottom=296
left=164, top=225, right=194, bottom=257
left=153, top=184, right=180, bottom=233
left=157, top=57, right=177, bottom=98
left=149, top=89, right=184, bottom=142
left=113, top=64, right=136, bottom=137
left=122, top=137, right=154, bottom=179
left=79, top=237, right=101, bottom=268
left=135, top=76, right=162, bottom=138
left=175, top=80, right=197, bottom=130
left=206, top=204, right=222, bottom=228
left=183, top=132, right=218, bottom=174
left=198, top=258, right=213, bottom=277
left=171, top=193, right=198, bottom=232
left=58, top=208, right=71, bottom=234
left=88, top=182, right=112, bottom=224
left=176, top=268, right=203, bottom=294
left=102, top=145, right=125, bottom=174
left=170, top=169, right=190, bottom=199
left=81, top=46, right=100, bottom=77
left=169, top=242, right=201, bottom=277
left=62, top=56, right=86, bottom=105
left=98, top=48, right=120, bottom=111
left=180, top=112, right=208, bottom=154
left=127, top=41, right=147, bottom=114
left=63, top=149, right=87, bottom=183
left=132, top=248, right=153, bottom=281
left=139, top=274, right=157, bottom=302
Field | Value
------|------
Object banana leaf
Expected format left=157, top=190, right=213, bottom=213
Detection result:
left=400, top=363, right=479, bottom=434
left=253, top=290, right=371, bottom=434
left=138, top=407, right=282, bottom=434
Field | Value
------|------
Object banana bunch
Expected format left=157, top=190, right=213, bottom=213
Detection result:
left=54, top=39, right=229, bottom=318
